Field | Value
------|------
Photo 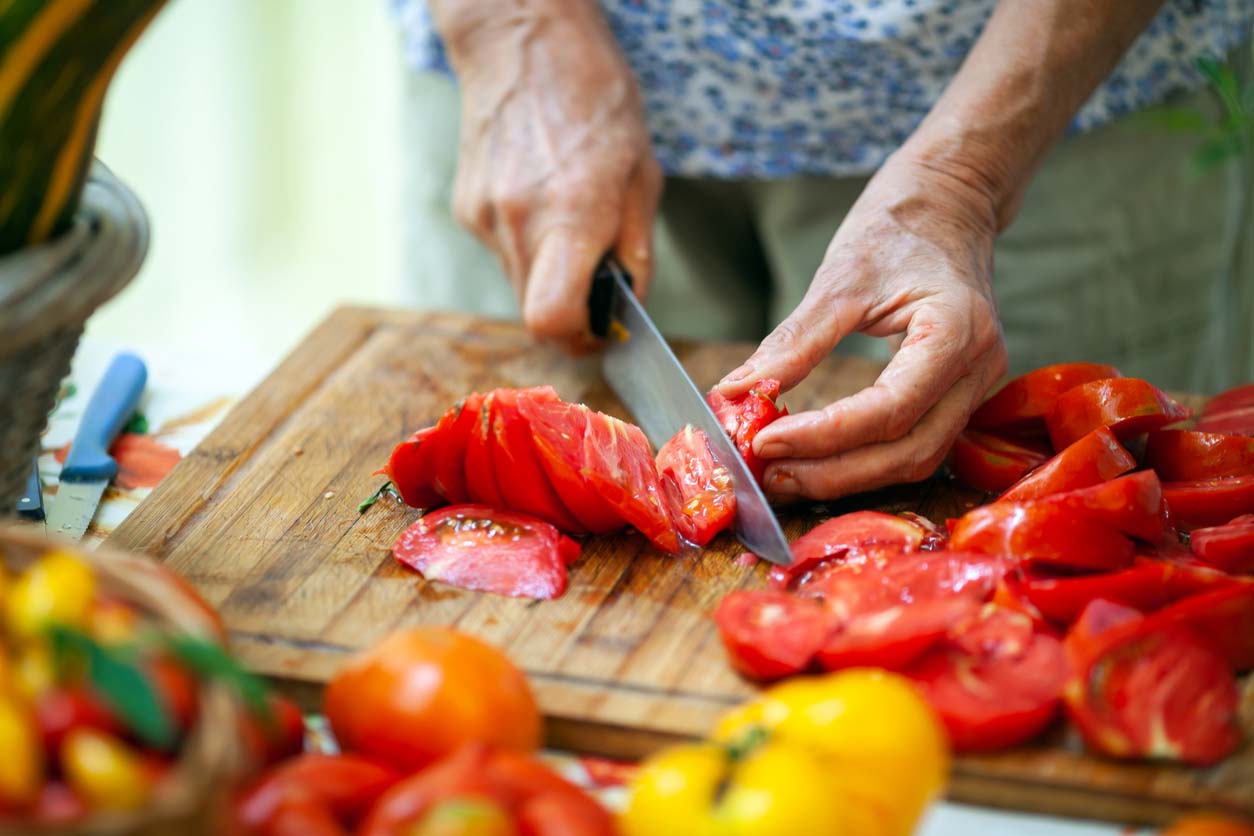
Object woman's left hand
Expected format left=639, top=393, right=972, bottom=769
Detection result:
left=716, top=153, right=1009, bottom=502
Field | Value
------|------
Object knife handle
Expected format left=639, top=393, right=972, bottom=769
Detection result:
left=16, top=458, right=43, bottom=521
left=61, top=352, right=147, bottom=483
left=588, top=256, right=634, bottom=339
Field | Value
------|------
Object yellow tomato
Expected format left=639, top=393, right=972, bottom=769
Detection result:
left=0, top=693, right=43, bottom=806
left=410, top=797, right=519, bottom=836
left=12, top=640, right=55, bottom=700
left=62, top=729, right=153, bottom=811
left=7, top=550, right=95, bottom=639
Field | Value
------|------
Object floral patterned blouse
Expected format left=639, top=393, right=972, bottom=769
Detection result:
left=393, top=0, right=1253, bottom=178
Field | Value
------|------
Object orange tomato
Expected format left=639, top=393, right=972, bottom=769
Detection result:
left=1162, top=815, right=1254, bottom=836
left=324, top=628, right=541, bottom=772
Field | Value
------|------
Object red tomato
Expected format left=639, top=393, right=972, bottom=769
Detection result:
left=788, top=549, right=1005, bottom=615
left=1161, top=814, right=1254, bottom=836
left=1146, top=430, right=1254, bottom=481
left=580, top=412, right=680, bottom=553
left=1032, top=470, right=1164, bottom=543
left=489, top=389, right=584, bottom=532
left=32, top=781, right=86, bottom=825
left=520, top=400, right=624, bottom=534
left=1015, top=560, right=1236, bottom=625
left=706, top=378, right=786, bottom=483
left=236, top=754, right=400, bottom=831
left=997, top=427, right=1134, bottom=503
left=385, top=426, right=442, bottom=509
left=147, top=656, right=199, bottom=735
left=1191, top=514, right=1254, bottom=574
left=1162, top=475, right=1254, bottom=529
left=657, top=426, right=735, bottom=547
left=393, top=505, right=580, bottom=600
left=950, top=501, right=1135, bottom=572
left=907, top=606, right=1067, bottom=751
left=1045, top=378, right=1192, bottom=450
left=968, top=362, right=1122, bottom=435
left=714, top=590, right=835, bottom=680
left=325, top=628, right=541, bottom=773
left=262, top=796, right=349, bottom=836
left=465, top=393, right=506, bottom=507
left=816, top=597, right=979, bottom=672
left=768, top=511, right=932, bottom=588
left=33, top=687, right=120, bottom=759
left=1204, top=383, right=1254, bottom=417
left=1196, top=406, right=1254, bottom=437
left=1152, top=584, right=1254, bottom=671
left=948, top=431, right=1052, bottom=493
left=241, top=692, right=306, bottom=767
left=431, top=393, right=485, bottom=505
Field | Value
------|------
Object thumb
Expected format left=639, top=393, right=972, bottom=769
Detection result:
left=522, top=224, right=608, bottom=348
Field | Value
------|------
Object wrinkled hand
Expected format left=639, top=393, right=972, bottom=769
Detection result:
left=717, top=155, right=1009, bottom=501
left=443, top=6, right=661, bottom=352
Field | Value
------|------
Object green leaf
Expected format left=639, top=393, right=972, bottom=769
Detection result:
left=124, top=411, right=149, bottom=434
left=1197, top=56, right=1246, bottom=122
left=165, top=634, right=272, bottom=724
left=1193, top=132, right=1247, bottom=170
left=358, top=480, right=399, bottom=513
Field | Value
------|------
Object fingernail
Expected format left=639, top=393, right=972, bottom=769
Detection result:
left=757, top=440, right=791, bottom=459
left=720, top=364, right=753, bottom=386
left=766, top=470, right=799, bottom=497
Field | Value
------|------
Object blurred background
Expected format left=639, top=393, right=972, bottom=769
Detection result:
left=88, top=0, right=408, bottom=370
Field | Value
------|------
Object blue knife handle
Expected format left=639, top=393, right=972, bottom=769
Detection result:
left=61, top=353, right=147, bottom=483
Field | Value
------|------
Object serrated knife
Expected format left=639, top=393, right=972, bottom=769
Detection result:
left=589, top=258, right=793, bottom=566
left=47, top=352, right=147, bottom=540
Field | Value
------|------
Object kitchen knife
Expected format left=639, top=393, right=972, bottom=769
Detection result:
left=46, top=352, right=147, bottom=540
left=590, top=259, right=793, bottom=566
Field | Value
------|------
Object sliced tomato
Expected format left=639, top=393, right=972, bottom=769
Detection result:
left=393, top=505, right=581, bottom=600
left=1162, top=475, right=1254, bottom=529
left=1190, top=514, right=1254, bottom=574
left=1033, top=470, right=1164, bottom=543
left=1196, top=406, right=1254, bottom=437
left=656, top=425, right=735, bottom=547
left=385, top=426, right=442, bottom=509
left=1151, top=584, right=1254, bottom=671
left=968, top=362, right=1121, bottom=436
left=768, top=511, right=931, bottom=588
left=707, top=378, right=786, bottom=483
left=1016, top=560, right=1236, bottom=625
left=429, top=393, right=484, bottom=505
left=816, top=597, right=978, bottom=672
left=519, top=399, right=624, bottom=535
left=464, top=393, right=505, bottom=507
left=950, top=501, right=1135, bottom=572
left=907, top=606, right=1067, bottom=751
left=490, top=389, right=584, bottom=532
left=581, top=412, right=680, bottom=553
left=1146, top=430, right=1254, bottom=482
left=948, top=431, right=1052, bottom=493
left=1045, top=378, right=1192, bottom=450
left=714, top=590, right=835, bottom=680
left=998, top=427, right=1135, bottom=503
left=1204, top=383, right=1254, bottom=417
left=236, top=754, right=401, bottom=831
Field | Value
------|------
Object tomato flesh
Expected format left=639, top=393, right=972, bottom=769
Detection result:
left=948, top=431, right=1052, bottom=493
left=581, top=413, right=680, bottom=553
left=707, top=378, right=786, bottom=483
left=1032, top=470, right=1164, bottom=543
left=490, top=389, right=584, bottom=532
left=1190, top=515, right=1254, bottom=574
left=1162, top=475, right=1254, bottom=530
left=969, top=362, right=1121, bottom=436
left=1196, top=406, right=1254, bottom=437
left=1146, top=430, right=1254, bottom=481
left=518, top=399, right=624, bottom=535
left=1151, top=584, right=1254, bottom=671
left=393, top=505, right=581, bottom=600
left=429, top=394, right=483, bottom=505
left=998, top=427, right=1135, bottom=503
left=950, top=501, right=1135, bottom=572
left=464, top=394, right=505, bottom=508
left=714, top=590, right=835, bottom=680
left=1204, top=383, right=1254, bottom=417
left=386, top=426, right=442, bottom=509
left=656, top=425, right=736, bottom=547
left=768, top=511, right=931, bottom=588
left=1015, top=560, right=1235, bottom=625
left=1045, top=378, right=1192, bottom=450
left=816, top=597, right=978, bottom=672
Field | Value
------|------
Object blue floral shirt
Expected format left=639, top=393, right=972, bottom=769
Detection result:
left=393, top=1, right=1253, bottom=178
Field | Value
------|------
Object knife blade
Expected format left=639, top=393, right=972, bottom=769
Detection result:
left=46, top=352, right=148, bottom=540
left=591, top=259, right=793, bottom=566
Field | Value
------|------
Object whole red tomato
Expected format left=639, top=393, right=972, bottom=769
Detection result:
left=1161, top=814, right=1254, bottom=836
left=324, top=628, right=541, bottom=772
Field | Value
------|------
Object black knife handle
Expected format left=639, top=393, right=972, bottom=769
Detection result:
left=16, top=458, right=44, bottom=521
left=588, top=256, right=634, bottom=339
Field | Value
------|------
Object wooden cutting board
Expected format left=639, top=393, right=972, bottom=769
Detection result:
left=108, top=306, right=1254, bottom=826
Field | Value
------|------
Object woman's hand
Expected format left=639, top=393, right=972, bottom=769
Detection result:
left=716, top=154, right=1009, bottom=502
left=435, top=2, right=661, bottom=352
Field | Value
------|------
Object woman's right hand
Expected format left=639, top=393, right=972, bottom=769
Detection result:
left=434, top=1, right=662, bottom=352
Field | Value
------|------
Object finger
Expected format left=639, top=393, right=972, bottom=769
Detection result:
left=522, top=221, right=615, bottom=347
left=613, top=159, right=663, bottom=301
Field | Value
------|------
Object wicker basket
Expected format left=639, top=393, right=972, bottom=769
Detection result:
left=0, top=526, right=248, bottom=836
left=0, top=162, right=149, bottom=514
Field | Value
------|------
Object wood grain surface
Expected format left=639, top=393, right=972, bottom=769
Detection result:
left=107, top=306, right=1254, bottom=826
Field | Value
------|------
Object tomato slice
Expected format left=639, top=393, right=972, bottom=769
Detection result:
left=950, top=501, right=1136, bottom=572
left=430, top=393, right=483, bottom=505
left=907, top=606, right=1067, bottom=751
left=1032, top=470, right=1164, bottom=543
left=714, top=590, right=835, bottom=680
left=948, top=431, right=1052, bottom=493
left=1151, top=584, right=1254, bottom=671
left=816, top=597, right=979, bottom=672
left=1195, top=406, right=1254, bottom=437
left=1045, top=378, right=1192, bottom=450
left=1146, top=430, right=1254, bottom=482
left=237, top=754, right=401, bottom=830
left=392, top=505, right=581, bottom=600
left=464, top=394, right=505, bottom=508
left=1204, top=383, right=1254, bottom=417
left=768, top=511, right=932, bottom=588
left=490, top=389, right=584, bottom=532
left=581, top=412, right=680, bottom=553
left=997, top=427, right=1135, bottom=503
left=1190, top=514, right=1254, bottom=574
left=385, top=427, right=442, bottom=509
left=787, top=549, right=1005, bottom=614
left=1162, top=475, right=1254, bottom=530
left=968, top=362, right=1122, bottom=436
left=518, top=399, right=625, bottom=535
left=656, top=425, right=735, bottom=547
left=707, top=378, right=786, bottom=483
left=1016, top=560, right=1236, bottom=625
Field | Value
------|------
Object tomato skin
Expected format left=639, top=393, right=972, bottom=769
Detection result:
left=1163, top=476, right=1254, bottom=530
left=1161, top=814, right=1254, bottom=836
left=816, top=598, right=978, bottom=673
left=236, top=754, right=401, bottom=831
left=706, top=379, right=786, bottom=483
left=714, top=590, right=834, bottom=680
left=33, top=687, right=121, bottom=760
left=969, top=362, right=1122, bottom=435
left=1146, top=430, right=1254, bottom=481
left=386, top=426, right=443, bottom=509
left=465, top=393, right=506, bottom=507
left=31, top=781, right=86, bottom=825
left=241, top=692, right=306, bottom=767
left=491, top=389, right=585, bottom=532
left=1033, top=470, right=1164, bottom=543
left=1152, top=584, right=1254, bottom=671
left=948, top=431, right=1052, bottom=493
left=1045, top=377, right=1192, bottom=450
left=656, top=426, right=735, bottom=547
left=1196, top=406, right=1254, bottom=437
left=1191, top=515, right=1254, bottom=574
left=769, top=511, right=930, bottom=588
left=950, top=501, right=1135, bottom=571
left=1016, top=560, right=1237, bottom=625
left=432, top=393, right=484, bottom=505
left=325, top=628, right=541, bottom=773
left=998, top=427, right=1134, bottom=503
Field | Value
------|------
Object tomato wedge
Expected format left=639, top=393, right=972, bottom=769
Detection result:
left=1033, top=470, right=1164, bottom=543
left=656, top=426, right=735, bottom=547
left=581, top=413, right=680, bottom=553
left=490, top=389, right=584, bottom=532
left=1162, top=475, right=1254, bottom=529
left=464, top=393, right=505, bottom=507
left=237, top=754, right=401, bottom=831
left=787, top=549, right=1005, bottom=615
left=969, top=362, right=1121, bottom=436
left=998, top=427, right=1135, bottom=503
left=1146, top=430, right=1254, bottom=481
left=948, top=431, right=1052, bottom=493
left=816, top=597, right=979, bottom=673
left=950, top=501, right=1135, bottom=572
left=1204, top=383, right=1254, bottom=417
left=429, top=394, right=483, bottom=505
left=393, top=505, right=581, bottom=600
left=768, top=511, right=932, bottom=589
left=907, top=606, right=1067, bottom=751
left=714, top=590, right=835, bottom=680
left=1151, top=584, right=1254, bottom=671
left=1015, top=560, right=1236, bottom=625
left=1190, top=515, right=1254, bottom=574
left=1045, top=378, right=1192, bottom=450
left=707, top=378, right=786, bottom=483
left=1195, top=406, right=1254, bottom=437
left=385, top=426, right=442, bottom=509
